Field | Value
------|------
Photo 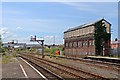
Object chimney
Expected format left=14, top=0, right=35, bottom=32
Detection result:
left=115, top=38, right=118, bottom=41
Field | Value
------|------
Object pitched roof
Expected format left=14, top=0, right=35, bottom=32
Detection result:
left=64, top=18, right=111, bottom=33
left=111, top=40, right=120, bottom=44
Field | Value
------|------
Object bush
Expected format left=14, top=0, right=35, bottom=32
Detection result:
left=44, top=48, right=51, bottom=53
left=0, top=47, right=5, bottom=53
left=29, top=48, right=36, bottom=52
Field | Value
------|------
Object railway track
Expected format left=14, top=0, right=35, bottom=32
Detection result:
left=59, top=56, right=120, bottom=71
left=20, top=55, right=64, bottom=80
left=19, top=53, right=107, bottom=79
left=45, top=55, right=120, bottom=72
left=60, top=56, right=120, bottom=66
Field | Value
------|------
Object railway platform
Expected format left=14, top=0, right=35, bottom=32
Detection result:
left=86, top=56, right=120, bottom=64
left=2, top=57, right=43, bottom=79
left=2, top=58, right=25, bottom=78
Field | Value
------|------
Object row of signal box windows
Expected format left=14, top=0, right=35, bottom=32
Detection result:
left=65, top=40, right=94, bottom=48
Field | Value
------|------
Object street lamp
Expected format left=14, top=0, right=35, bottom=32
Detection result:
left=30, top=35, right=44, bottom=58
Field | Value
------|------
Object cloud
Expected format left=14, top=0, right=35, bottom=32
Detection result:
left=1, top=0, right=119, bottom=2
left=3, top=10, right=23, bottom=14
left=61, top=2, right=117, bottom=18
left=44, top=36, right=54, bottom=39
left=43, top=35, right=63, bottom=45
left=2, top=18, right=64, bottom=33
left=44, top=35, right=59, bottom=39
left=0, top=27, right=14, bottom=41
left=16, top=27, right=23, bottom=30
left=2, top=17, right=64, bottom=44
left=2, top=34, right=63, bottom=45
left=3, top=34, right=30, bottom=43
left=0, top=27, right=8, bottom=35
left=61, top=2, right=93, bottom=11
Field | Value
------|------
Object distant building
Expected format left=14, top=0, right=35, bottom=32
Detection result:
left=3, top=43, right=43, bottom=49
left=111, top=39, right=120, bottom=56
left=64, top=18, right=111, bottom=57
left=3, top=43, right=26, bottom=48
left=26, top=44, right=41, bottom=49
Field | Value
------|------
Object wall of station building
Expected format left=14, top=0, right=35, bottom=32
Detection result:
left=64, top=19, right=111, bottom=57
left=64, top=25, right=96, bottom=57
left=64, top=37, right=95, bottom=57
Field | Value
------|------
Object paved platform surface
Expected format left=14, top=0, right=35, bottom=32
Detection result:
left=2, top=58, right=25, bottom=78
left=18, top=57, right=42, bottom=78
left=2, top=57, right=42, bottom=79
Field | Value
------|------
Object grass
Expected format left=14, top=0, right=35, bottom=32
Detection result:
left=2, top=55, right=14, bottom=64
left=45, top=47, right=64, bottom=55
left=61, top=59, right=65, bottom=63
left=2, top=50, right=17, bottom=64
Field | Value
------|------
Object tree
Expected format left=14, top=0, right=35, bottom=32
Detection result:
left=94, top=19, right=110, bottom=56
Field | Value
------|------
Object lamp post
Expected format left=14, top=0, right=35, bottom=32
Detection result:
left=30, top=35, right=44, bottom=58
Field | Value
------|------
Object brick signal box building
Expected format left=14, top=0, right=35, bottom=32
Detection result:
left=64, top=18, right=111, bottom=57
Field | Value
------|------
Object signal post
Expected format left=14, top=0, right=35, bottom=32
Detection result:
left=30, top=35, right=44, bottom=58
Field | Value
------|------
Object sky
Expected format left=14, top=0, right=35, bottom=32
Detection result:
left=0, top=2, right=118, bottom=45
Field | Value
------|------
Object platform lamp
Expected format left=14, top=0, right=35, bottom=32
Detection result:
left=30, top=35, right=44, bottom=58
